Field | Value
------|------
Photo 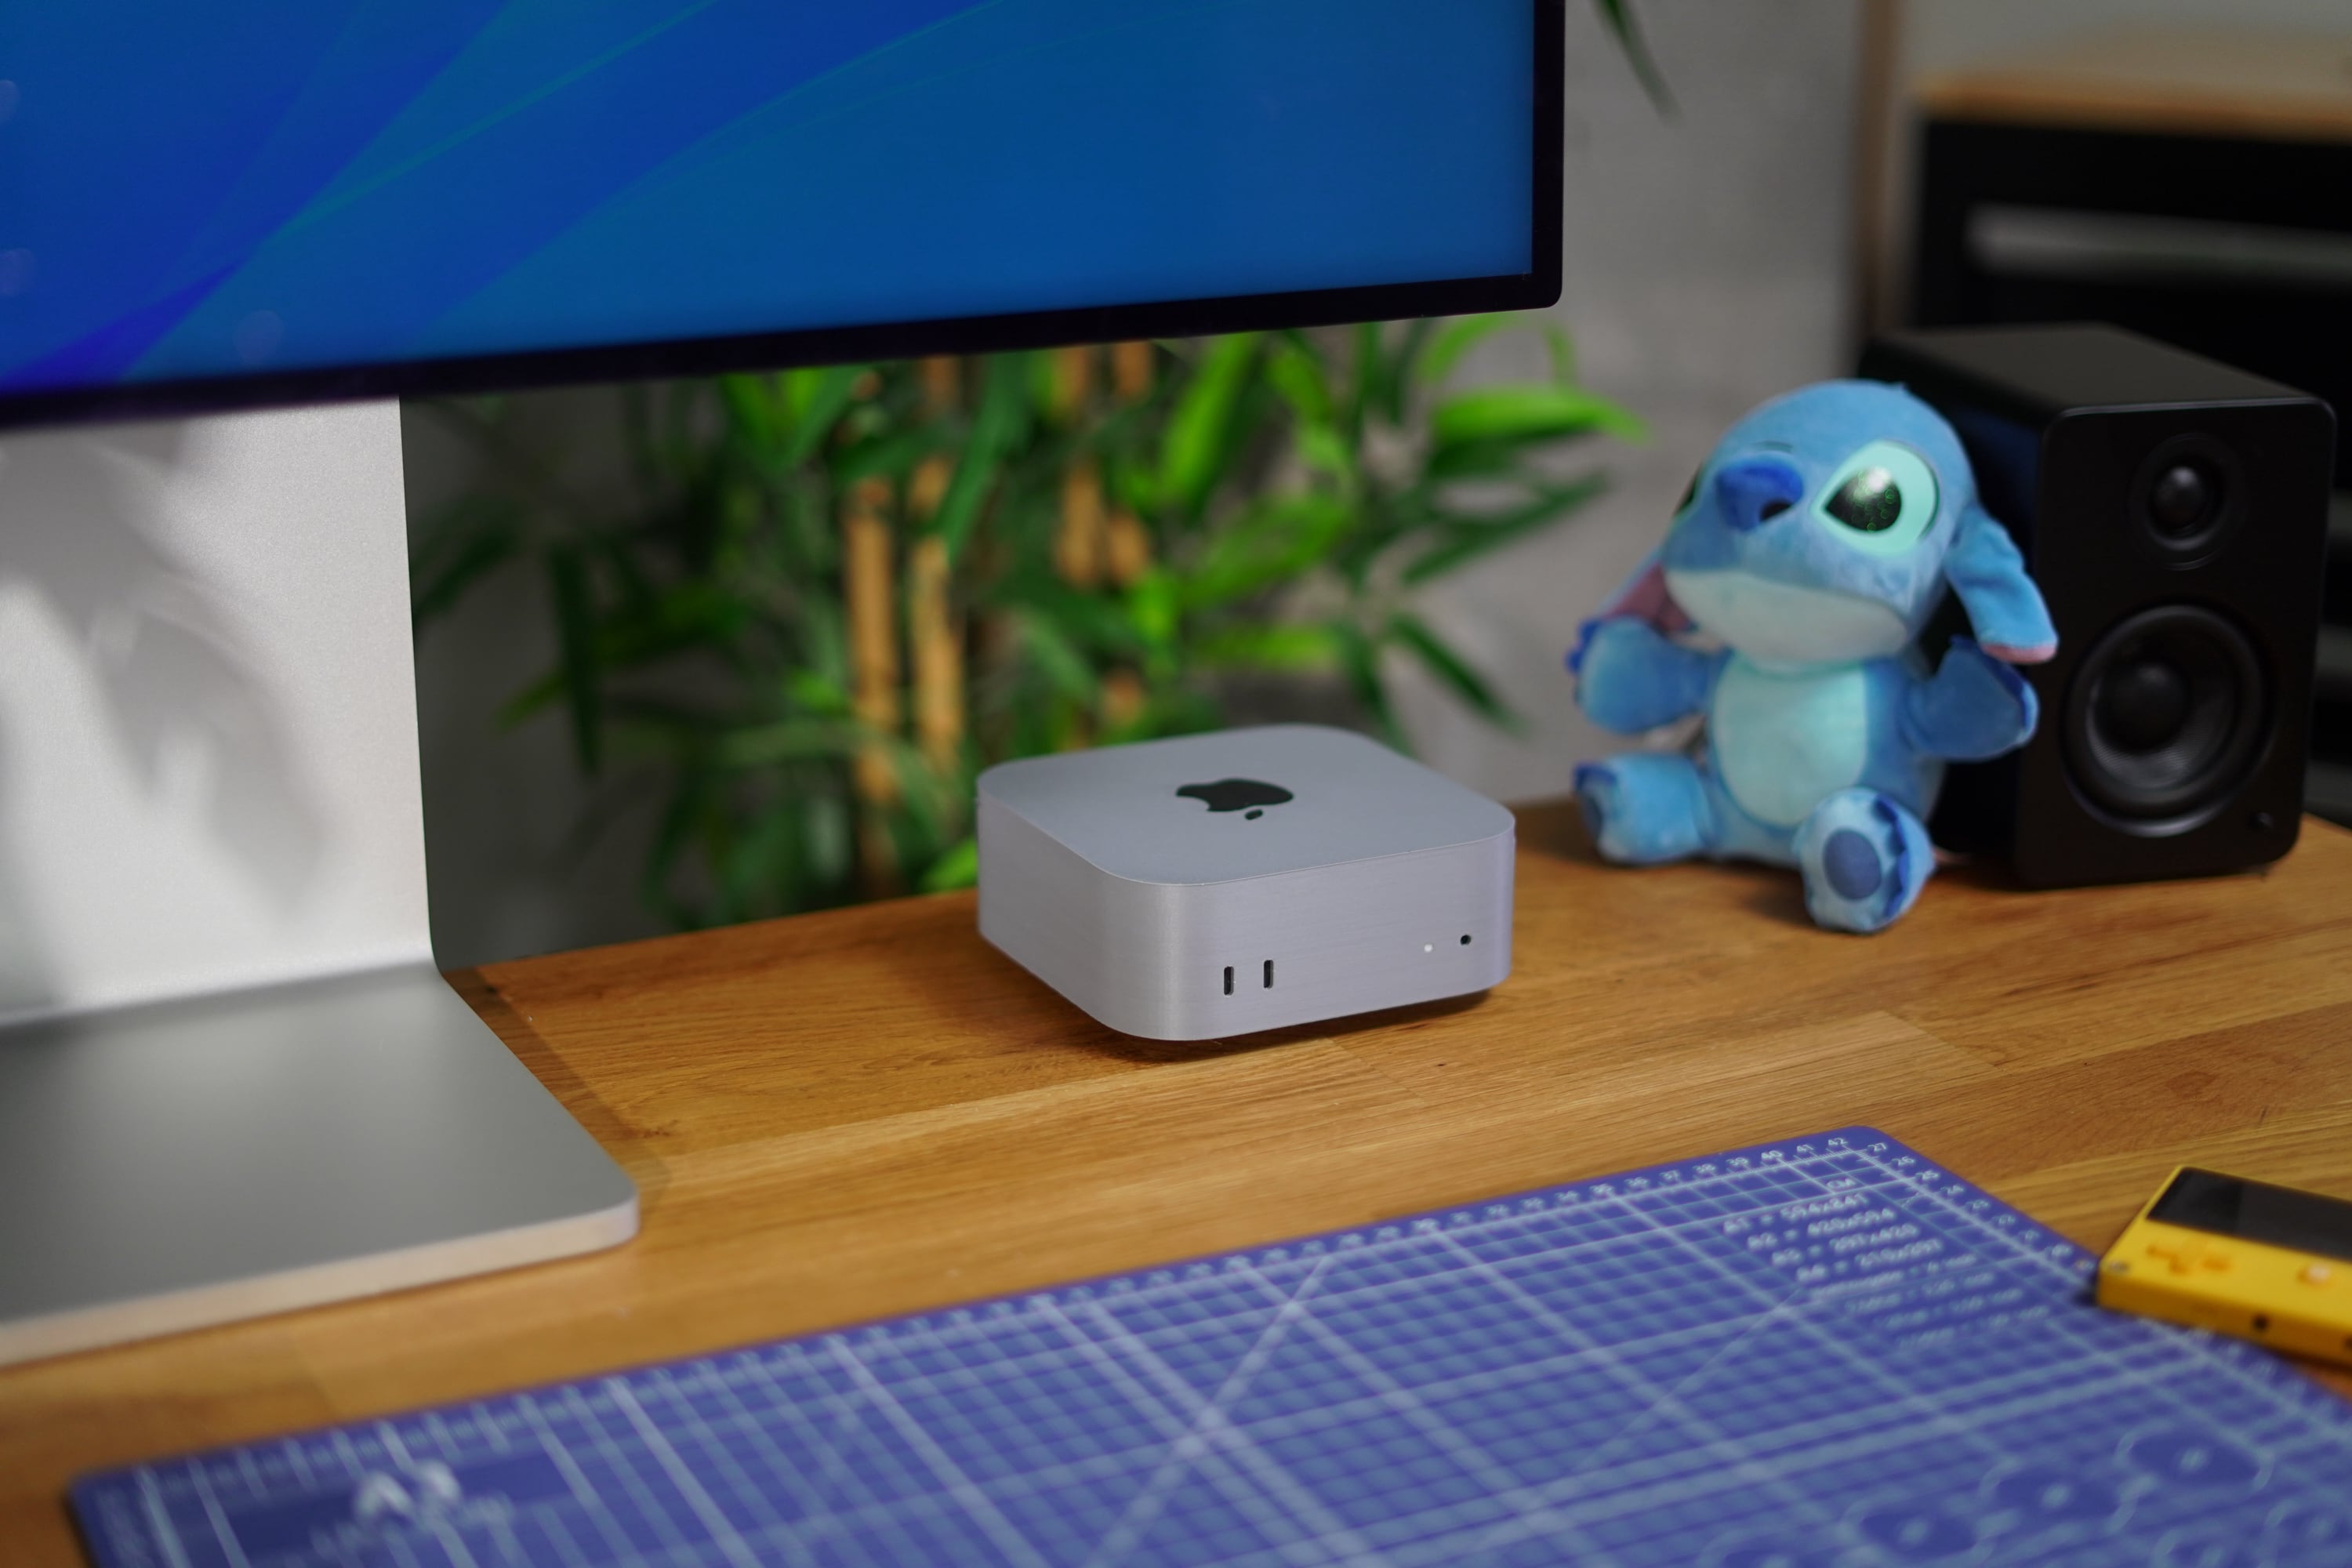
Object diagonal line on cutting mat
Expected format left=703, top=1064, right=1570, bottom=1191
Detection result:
left=637, top=1367, right=817, bottom=1568
left=561, top=1381, right=710, bottom=1563
left=1077, top=1254, right=1380, bottom=1567
left=1429, top=1189, right=1859, bottom=1555
left=1029, top=1294, right=1341, bottom=1563
left=1236, top=1260, right=1623, bottom=1566
left=829, top=1338, right=1054, bottom=1568
left=517, top=1393, right=639, bottom=1565
left=608, top=1377, right=765, bottom=1568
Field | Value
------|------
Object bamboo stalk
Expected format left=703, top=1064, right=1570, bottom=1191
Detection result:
left=1051, top=345, right=1097, bottom=423
left=1105, top=509, right=1152, bottom=586
left=844, top=476, right=901, bottom=891
left=909, top=358, right=967, bottom=779
left=920, top=355, right=960, bottom=412
left=1111, top=340, right=1153, bottom=403
left=909, top=538, right=962, bottom=774
left=1100, top=668, right=1146, bottom=731
left=1055, top=460, right=1107, bottom=589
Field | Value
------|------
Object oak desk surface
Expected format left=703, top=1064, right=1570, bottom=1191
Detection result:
left=8, top=807, right=2352, bottom=1560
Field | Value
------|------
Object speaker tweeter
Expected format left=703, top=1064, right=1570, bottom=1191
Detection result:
left=2132, top=434, right=2243, bottom=564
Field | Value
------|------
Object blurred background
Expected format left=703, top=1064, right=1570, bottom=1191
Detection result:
left=405, top=0, right=2352, bottom=968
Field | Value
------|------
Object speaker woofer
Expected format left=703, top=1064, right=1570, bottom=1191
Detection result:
left=2063, top=606, right=2267, bottom=827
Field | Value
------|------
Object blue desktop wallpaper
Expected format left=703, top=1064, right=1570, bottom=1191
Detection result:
left=0, top=0, right=1534, bottom=394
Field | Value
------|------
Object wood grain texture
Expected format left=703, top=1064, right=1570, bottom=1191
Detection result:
left=7, top=808, right=2352, bottom=1561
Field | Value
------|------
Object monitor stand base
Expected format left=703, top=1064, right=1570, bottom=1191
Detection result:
left=0, top=401, right=636, bottom=1367
left=0, top=963, right=636, bottom=1367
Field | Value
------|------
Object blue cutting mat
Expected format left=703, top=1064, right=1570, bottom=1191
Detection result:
left=72, top=1128, right=2352, bottom=1567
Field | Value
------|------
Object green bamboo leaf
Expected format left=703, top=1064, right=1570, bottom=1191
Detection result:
left=641, top=765, right=717, bottom=930
left=1388, top=612, right=1523, bottom=734
left=1294, top=423, right=1356, bottom=488
left=1193, top=623, right=1346, bottom=673
left=1431, top=384, right=1645, bottom=449
left=920, top=835, right=979, bottom=894
left=1015, top=611, right=1098, bottom=702
left=718, top=374, right=782, bottom=453
left=1157, top=332, right=1261, bottom=521
left=546, top=546, right=602, bottom=771
left=496, top=672, right=564, bottom=727
left=778, top=365, right=866, bottom=470
left=786, top=668, right=852, bottom=717
left=1421, top=437, right=1555, bottom=485
left=602, top=695, right=730, bottom=735
left=1593, top=0, right=1675, bottom=114
left=1124, top=568, right=1180, bottom=658
left=712, top=718, right=867, bottom=768
left=1179, top=494, right=1352, bottom=610
left=1333, top=619, right=1407, bottom=753
left=720, top=804, right=800, bottom=916
left=933, top=354, right=1029, bottom=560
left=1401, top=474, right=1610, bottom=585
left=1377, top=318, right=1436, bottom=424
left=1541, top=321, right=1577, bottom=385
left=409, top=499, right=521, bottom=631
left=987, top=575, right=1148, bottom=656
left=1266, top=335, right=1336, bottom=429
left=1417, top=313, right=1521, bottom=390
left=1347, top=320, right=1385, bottom=437
left=835, top=426, right=953, bottom=487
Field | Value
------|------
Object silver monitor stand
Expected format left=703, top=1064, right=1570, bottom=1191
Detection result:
left=0, top=402, right=635, bottom=1367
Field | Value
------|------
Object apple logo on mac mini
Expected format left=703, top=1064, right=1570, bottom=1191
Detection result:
left=1176, top=778, right=1291, bottom=820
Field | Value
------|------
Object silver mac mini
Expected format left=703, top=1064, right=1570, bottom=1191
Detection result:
left=977, top=724, right=1514, bottom=1040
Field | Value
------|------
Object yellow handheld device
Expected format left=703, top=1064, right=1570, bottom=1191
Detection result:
left=2098, top=1166, right=2352, bottom=1367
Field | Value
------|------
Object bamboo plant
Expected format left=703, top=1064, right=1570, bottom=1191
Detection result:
left=412, top=318, right=1642, bottom=927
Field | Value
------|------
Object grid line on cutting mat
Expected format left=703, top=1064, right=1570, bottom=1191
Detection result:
left=72, top=1128, right=2352, bottom=1568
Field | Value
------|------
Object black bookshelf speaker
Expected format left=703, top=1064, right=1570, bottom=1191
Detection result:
left=1860, top=324, right=2334, bottom=887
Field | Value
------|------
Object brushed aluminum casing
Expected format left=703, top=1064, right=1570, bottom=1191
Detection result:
left=977, top=725, right=1512, bottom=1040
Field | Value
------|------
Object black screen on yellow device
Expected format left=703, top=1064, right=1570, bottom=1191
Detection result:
left=2151, top=1168, right=2352, bottom=1264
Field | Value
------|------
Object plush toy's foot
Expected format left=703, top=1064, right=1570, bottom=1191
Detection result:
left=1574, top=753, right=1715, bottom=864
left=1791, top=789, right=1933, bottom=934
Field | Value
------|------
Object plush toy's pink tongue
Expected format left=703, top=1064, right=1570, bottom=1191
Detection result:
left=1981, top=641, right=2057, bottom=665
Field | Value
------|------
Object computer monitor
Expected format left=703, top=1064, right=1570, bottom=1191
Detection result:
left=1, top=0, right=1562, bottom=429
left=0, top=1, right=1563, bottom=1363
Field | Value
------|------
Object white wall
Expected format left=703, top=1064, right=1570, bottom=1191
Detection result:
left=1397, top=0, right=1865, bottom=804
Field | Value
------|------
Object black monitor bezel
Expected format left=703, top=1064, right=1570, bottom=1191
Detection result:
left=0, top=2, right=1565, bottom=433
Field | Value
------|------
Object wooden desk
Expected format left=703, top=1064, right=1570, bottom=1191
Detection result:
left=7, top=808, right=2352, bottom=1559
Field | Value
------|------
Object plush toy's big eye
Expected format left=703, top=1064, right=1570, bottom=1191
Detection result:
left=1814, top=441, right=1937, bottom=556
left=1827, top=468, right=1901, bottom=532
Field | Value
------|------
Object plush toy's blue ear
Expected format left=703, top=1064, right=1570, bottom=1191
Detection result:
left=1947, top=504, right=2057, bottom=663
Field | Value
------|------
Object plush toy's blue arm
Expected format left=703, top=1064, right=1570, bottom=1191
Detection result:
left=1903, top=637, right=2039, bottom=760
left=1570, top=616, right=1719, bottom=734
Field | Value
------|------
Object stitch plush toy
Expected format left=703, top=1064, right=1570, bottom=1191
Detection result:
left=1569, top=379, right=2057, bottom=933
